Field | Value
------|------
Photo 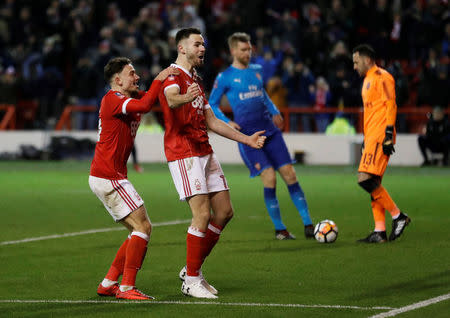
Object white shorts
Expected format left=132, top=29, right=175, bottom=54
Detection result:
left=89, top=175, right=144, bottom=222
left=168, top=153, right=229, bottom=200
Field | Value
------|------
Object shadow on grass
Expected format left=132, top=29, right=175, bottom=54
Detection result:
left=348, top=269, right=450, bottom=300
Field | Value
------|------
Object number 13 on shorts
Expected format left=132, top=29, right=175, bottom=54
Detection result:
left=359, top=141, right=389, bottom=176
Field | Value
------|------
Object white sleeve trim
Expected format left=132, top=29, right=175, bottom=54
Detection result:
left=204, top=103, right=211, bottom=110
left=122, top=98, right=133, bottom=114
left=163, top=84, right=180, bottom=96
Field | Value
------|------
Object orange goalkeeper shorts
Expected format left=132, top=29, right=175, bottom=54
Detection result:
left=358, top=139, right=390, bottom=176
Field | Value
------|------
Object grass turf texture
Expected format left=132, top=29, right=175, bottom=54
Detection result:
left=0, top=161, right=449, bottom=318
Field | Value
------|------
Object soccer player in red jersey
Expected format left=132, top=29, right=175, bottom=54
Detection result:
left=89, top=57, right=178, bottom=300
left=159, top=28, right=266, bottom=299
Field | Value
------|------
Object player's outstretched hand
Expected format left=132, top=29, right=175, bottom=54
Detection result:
left=382, top=126, right=395, bottom=156
left=155, top=66, right=179, bottom=81
left=185, top=83, right=201, bottom=102
left=228, top=121, right=241, bottom=130
left=247, top=130, right=266, bottom=149
left=272, top=114, right=284, bottom=130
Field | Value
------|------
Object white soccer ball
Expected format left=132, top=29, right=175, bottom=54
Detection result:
left=314, top=220, right=338, bottom=243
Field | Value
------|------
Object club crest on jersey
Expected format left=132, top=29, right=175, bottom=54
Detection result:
left=255, top=73, right=262, bottom=81
left=366, top=82, right=370, bottom=90
left=115, top=92, right=125, bottom=98
left=234, top=78, right=241, bottom=83
left=168, top=75, right=175, bottom=81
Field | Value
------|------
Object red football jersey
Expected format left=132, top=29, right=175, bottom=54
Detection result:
left=90, top=90, right=144, bottom=179
left=159, top=64, right=212, bottom=161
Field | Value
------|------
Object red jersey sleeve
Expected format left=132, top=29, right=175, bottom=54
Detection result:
left=162, top=74, right=181, bottom=96
left=104, top=91, right=129, bottom=116
left=123, top=80, right=162, bottom=114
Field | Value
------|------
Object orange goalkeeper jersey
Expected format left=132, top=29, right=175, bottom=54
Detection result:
left=361, top=65, right=397, bottom=141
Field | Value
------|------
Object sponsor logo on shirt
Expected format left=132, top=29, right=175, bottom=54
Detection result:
left=234, top=78, right=241, bottom=83
left=239, top=90, right=263, bottom=100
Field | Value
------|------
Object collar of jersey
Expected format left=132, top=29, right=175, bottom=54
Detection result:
left=171, top=63, right=193, bottom=78
left=366, top=65, right=378, bottom=77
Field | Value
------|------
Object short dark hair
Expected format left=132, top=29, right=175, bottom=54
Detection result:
left=353, top=44, right=376, bottom=60
left=228, top=32, right=251, bottom=50
left=175, top=27, right=202, bottom=45
left=104, top=57, right=131, bottom=83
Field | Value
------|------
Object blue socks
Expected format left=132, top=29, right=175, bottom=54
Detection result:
left=287, top=182, right=313, bottom=226
left=263, top=187, right=286, bottom=231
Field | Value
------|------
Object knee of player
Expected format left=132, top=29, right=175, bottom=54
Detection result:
left=196, top=209, right=212, bottom=223
left=283, top=171, right=297, bottom=184
left=224, top=206, right=234, bottom=221
left=140, top=220, right=152, bottom=236
left=357, top=178, right=380, bottom=194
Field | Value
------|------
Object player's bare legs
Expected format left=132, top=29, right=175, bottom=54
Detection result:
left=209, top=190, right=234, bottom=228
left=120, top=205, right=152, bottom=235
left=187, top=194, right=211, bottom=231
left=278, top=164, right=314, bottom=238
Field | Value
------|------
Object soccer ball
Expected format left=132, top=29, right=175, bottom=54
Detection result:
left=314, top=220, right=338, bottom=243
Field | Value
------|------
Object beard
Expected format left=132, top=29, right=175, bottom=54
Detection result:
left=187, top=52, right=204, bottom=67
left=237, top=55, right=250, bottom=66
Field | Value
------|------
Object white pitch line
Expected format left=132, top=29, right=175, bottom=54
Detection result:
left=0, top=219, right=191, bottom=246
left=0, top=299, right=394, bottom=310
left=369, top=292, right=450, bottom=318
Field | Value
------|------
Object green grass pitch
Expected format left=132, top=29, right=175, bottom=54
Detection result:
left=0, top=161, right=449, bottom=317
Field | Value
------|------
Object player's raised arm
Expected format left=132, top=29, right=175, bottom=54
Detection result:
left=165, top=82, right=201, bottom=108
left=204, top=108, right=265, bottom=148
left=123, top=66, right=179, bottom=114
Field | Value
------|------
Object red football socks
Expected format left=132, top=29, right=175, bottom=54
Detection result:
left=105, top=237, right=130, bottom=281
left=202, top=222, right=223, bottom=260
left=121, top=232, right=149, bottom=287
left=186, top=227, right=206, bottom=277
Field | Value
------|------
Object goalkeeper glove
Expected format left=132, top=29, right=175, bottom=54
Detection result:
left=382, top=125, right=395, bottom=156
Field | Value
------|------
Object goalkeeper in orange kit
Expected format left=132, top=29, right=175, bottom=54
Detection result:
left=352, top=44, right=411, bottom=243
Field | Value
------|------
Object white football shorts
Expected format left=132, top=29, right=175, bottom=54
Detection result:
left=89, top=175, right=144, bottom=221
left=168, top=153, right=229, bottom=201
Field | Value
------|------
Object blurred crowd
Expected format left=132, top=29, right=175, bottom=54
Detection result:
left=0, top=0, right=448, bottom=131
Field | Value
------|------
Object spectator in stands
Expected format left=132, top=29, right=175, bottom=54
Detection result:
left=418, top=106, right=450, bottom=166
left=310, top=76, right=332, bottom=132
left=71, top=56, right=100, bottom=130
left=282, top=57, right=315, bottom=132
left=0, top=66, right=19, bottom=105
left=387, top=61, right=409, bottom=132
left=0, top=0, right=448, bottom=132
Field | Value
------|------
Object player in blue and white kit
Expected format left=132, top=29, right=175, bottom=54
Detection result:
left=209, top=32, right=314, bottom=239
